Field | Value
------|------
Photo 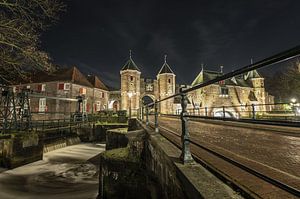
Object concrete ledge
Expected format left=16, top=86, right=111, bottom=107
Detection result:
left=143, top=123, right=243, bottom=199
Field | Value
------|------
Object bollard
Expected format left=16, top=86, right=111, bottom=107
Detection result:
left=179, top=87, right=194, bottom=164
left=251, top=104, right=256, bottom=120
left=142, top=106, right=144, bottom=121
left=222, top=106, right=226, bottom=119
left=146, top=106, right=149, bottom=126
left=154, top=100, right=159, bottom=133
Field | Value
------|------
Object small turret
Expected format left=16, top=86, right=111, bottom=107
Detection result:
left=157, top=55, right=176, bottom=114
left=120, top=50, right=141, bottom=116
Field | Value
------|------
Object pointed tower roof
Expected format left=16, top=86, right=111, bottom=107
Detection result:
left=244, top=70, right=261, bottom=80
left=158, top=55, right=175, bottom=75
left=121, top=50, right=140, bottom=71
left=191, top=64, right=204, bottom=86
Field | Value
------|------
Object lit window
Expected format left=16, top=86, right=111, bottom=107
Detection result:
left=79, top=87, right=86, bottom=95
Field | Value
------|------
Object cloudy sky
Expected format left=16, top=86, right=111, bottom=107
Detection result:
left=41, top=0, right=300, bottom=88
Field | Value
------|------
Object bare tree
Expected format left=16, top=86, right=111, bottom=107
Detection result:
left=0, top=0, right=64, bottom=84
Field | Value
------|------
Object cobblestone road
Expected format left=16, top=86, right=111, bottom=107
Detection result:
left=149, top=116, right=300, bottom=189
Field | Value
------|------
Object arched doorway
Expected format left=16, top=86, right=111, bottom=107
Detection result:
left=142, top=95, right=155, bottom=107
left=214, top=110, right=235, bottom=118
left=113, top=101, right=119, bottom=112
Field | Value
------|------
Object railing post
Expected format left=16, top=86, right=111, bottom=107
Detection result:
left=154, top=100, right=159, bottom=133
left=141, top=106, right=144, bottom=121
left=251, top=104, right=256, bottom=120
left=180, top=87, right=194, bottom=164
left=146, top=106, right=149, bottom=126
left=205, top=107, right=208, bottom=117
left=222, top=106, right=226, bottom=119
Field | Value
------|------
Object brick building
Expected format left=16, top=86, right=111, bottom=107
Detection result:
left=14, top=67, right=109, bottom=120
left=189, top=66, right=274, bottom=118
left=119, top=53, right=274, bottom=118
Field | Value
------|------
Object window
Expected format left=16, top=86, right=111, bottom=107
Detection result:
left=102, top=92, right=105, bottom=98
left=220, top=87, right=229, bottom=97
left=96, top=101, right=101, bottom=111
left=37, top=84, right=46, bottom=92
left=130, top=76, right=134, bottom=81
left=64, top=83, right=70, bottom=90
left=26, top=85, right=30, bottom=89
left=58, top=83, right=70, bottom=90
left=38, top=98, right=46, bottom=112
left=58, top=83, right=64, bottom=90
left=168, top=79, right=171, bottom=84
left=79, top=87, right=86, bottom=95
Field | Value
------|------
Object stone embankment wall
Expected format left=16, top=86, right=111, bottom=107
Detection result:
left=0, top=132, right=43, bottom=168
left=98, top=119, right=243, bottom=199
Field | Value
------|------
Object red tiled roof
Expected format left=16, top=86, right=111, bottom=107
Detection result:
left=86, top=75, right=108, bottom=90
left=28, top=67, right=93, bottom=87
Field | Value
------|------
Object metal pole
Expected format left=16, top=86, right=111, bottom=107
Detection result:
left=252, top=104, right=256, bottom=120
left=154, top=100, right=159, bottom=133
left=222, top=106, right=226, bottom=119
left=146, top=106, right=149, bottom=126
left=180, top=87, right=194, bottom=164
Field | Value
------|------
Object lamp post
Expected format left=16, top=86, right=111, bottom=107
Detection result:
left=290, top=98, right=298, bottom=118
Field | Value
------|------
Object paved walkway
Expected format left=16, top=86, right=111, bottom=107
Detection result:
left=0, top=143, right=105, bottom=199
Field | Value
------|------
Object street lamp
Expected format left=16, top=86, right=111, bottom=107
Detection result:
left=291, top=98, right=297, bottom=104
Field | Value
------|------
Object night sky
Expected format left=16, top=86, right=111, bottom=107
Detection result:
left=41, top=0, right=300, bottom=88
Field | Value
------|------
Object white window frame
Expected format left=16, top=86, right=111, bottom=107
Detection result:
left=64, top=83, right=70, bottom=90
left=41, top=84, right=46, bottom=91
left=39, top=98, right=46, bottom=113
left=96, top=101, right=101, bottom=111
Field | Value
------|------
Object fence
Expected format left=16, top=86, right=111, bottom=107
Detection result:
left=140, top=45, right=300, bottom=164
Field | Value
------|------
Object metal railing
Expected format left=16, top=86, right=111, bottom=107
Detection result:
left=0, top=114, right=128, bottom=133
left=139, top=45, right=300, bottom=164
left=173, top=102, right=300, bottom=121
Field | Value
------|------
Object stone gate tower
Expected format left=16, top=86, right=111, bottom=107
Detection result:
left=120, top=52, right=141, bottom=115
left=157, top=55, right=176, bottom=114
left=248, top=70, right=266, bottom=112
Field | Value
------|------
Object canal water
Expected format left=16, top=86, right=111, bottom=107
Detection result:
left=0, top=143, right=105, bottom=199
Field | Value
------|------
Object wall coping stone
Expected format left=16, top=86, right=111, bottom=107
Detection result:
left=141, top=122, right=243, bottom=199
